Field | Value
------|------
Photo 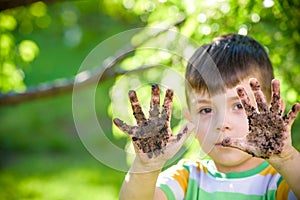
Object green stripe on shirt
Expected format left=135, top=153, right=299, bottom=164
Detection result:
left=160, top=184, right=176, bottom=200
left=185, top=178, right=277, bottom=200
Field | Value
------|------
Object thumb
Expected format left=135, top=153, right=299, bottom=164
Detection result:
left=284, top=103, right=300, bottom=127
left=113, top=118, right=133, bottom=136
left=222, top=137, right=259, bottom=157
left=169, top=122, right=195, bottom=147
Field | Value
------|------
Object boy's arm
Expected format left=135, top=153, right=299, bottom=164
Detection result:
left=221, top=78, right=300, bottom=198
left=114, top=84, right=194, bottom=199
left=119, top=157, right=167, bottom=200
left=268, top=146, right=300, bottom=198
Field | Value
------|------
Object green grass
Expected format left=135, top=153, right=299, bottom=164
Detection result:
left=0, top=85, right=126, bottom=200
left=0, top=153, right=125, bottom=200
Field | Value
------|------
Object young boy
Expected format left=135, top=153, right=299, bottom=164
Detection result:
left=113, top=33, right=300, bottom=199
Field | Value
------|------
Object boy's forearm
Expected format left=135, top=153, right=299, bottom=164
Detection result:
left=119, top=157, right=165, bottom=200
left=268, top=147, right=300, bottom=198
left=120, top=169, right=161, bottom=199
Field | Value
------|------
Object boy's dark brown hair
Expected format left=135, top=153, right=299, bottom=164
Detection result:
left=185, top=33, right=274, bottom=104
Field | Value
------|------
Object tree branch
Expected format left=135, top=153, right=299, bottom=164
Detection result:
left=0, top=64, right=157, bottom=106
left=0, top=0, right=64, bottom=11
left=0, top=17, right=186, bottom=106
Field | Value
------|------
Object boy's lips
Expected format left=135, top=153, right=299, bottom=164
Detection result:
left=214, top=142, right=229, bottom=148
left=215, top=136, right=232, bottom=147
left=214, top=142, right=223, bottom=147
left=215, top=142, right=222, bottom=146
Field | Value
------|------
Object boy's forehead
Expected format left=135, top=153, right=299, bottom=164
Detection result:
left=189, top=78, right=253, bottom=103
left=190, top=89, right=235, bottom=103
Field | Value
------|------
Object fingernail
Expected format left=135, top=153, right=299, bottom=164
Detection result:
left=249, top=78, right=260, bottom=90
left=236, top=87, right=244, bottom=97
left=249, top=78, right=258, bottom=84
left=292, top=103, right=300, bottom=112
left=128, top=90, right=136, bottom=99
left=152, top=84, right=159, bottom=89
left=272, top=79, right=280, bottom=85
left=166, top=89, right=174, bottom=97
left=113, top=118, right=122, bottom=125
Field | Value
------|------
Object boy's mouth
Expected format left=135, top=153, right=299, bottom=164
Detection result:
left=214, top=142, right=224, bottom=147
left=215, top=136, right=232, bottom=147
left=214, top=142, right=229, bottom=148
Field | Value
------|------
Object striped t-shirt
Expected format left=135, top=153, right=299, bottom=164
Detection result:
left=156, top=159, right=297, bottom=200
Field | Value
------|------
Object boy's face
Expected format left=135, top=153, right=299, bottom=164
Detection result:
left=188, top=78, right=258, bottom=167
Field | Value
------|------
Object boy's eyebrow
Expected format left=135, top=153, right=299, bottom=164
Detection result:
left=196, top=99, right=211, bottom=104
left=196, top=96, right=241, bottom=104
left=227, top=96, right=241, bottom=102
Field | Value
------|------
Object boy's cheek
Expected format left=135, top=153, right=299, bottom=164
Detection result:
left=184, top=109, right=192, bottom=121
left=231, top=114, right=249, bottom=136
left=194, top=125, right=217, bottom=143
left=192, top=123, right=206, bottom=140
left=192, top=119, right=211, bottom=136
left=194, top=132, right=207, bottom=147
left=195, top=131, right=219, bottom=154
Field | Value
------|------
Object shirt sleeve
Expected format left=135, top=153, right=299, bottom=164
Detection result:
left=156, top=163, right=190, bottom=200
left=276, top=178, right=297, bottom=200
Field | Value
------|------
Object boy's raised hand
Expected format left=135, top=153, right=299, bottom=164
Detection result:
left=113, top=84, right=194, bottom=164
left=222, top=78, right=300, bottom=159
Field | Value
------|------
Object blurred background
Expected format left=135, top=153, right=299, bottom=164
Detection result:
left=0, top=0, right=300, bottom=199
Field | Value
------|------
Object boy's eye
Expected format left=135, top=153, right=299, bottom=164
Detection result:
left=233, top=103, right=243, bottom=110
left=199, top=107, right=213, bottom=114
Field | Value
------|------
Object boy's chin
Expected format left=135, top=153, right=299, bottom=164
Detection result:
left=209, top=147, right=252, bottom=166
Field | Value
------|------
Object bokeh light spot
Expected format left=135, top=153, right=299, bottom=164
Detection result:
left=30, top=1, right=47, bottom=17
left=18, top=40, right=39, bottom=62
left=0, top=14, right=17, bottom=31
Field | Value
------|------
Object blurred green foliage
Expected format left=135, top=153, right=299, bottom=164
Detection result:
left=102, top=0, right=300, bottom=153
left=1, top=0, right=300, bottom=199
left=101, top=0, right=300, bottom=107
left=2, top=0, right=300, bottom=104
left=0, top=1, right=138, bottom=199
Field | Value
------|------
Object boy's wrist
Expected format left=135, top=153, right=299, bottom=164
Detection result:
left=129, top=156, right=166, bottom=173
left=268, top=146, right=299, bottom=169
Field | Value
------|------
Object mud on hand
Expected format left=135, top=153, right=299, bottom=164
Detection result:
left=113, top=84, right=192, bottom=159
left=222, top=78, right=300, bottom=159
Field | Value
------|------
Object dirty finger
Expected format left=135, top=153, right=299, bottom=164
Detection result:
left=161, top=89, right=174, bottom=127
left=149, top=84, right=160, bottom=118
left=249, top=78, right=269, bottom=114
left=283, top=103, right=300, bottom=126
left=236, top=86, right=257, bottom=116
left=128, top=90, right=146, bottom=125
left=113, top=118, right=133, bottom=135
left=270, top=79, right=283, bottom=116
left=221, top=136, right=261, bottom=157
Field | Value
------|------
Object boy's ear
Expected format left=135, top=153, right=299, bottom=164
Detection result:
left=184, top=109, right=192, bottom=121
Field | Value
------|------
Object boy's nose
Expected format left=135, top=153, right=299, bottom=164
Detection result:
left=215, top=114, right=231, bottom=132
left=216, top=123, right=231, bottom=132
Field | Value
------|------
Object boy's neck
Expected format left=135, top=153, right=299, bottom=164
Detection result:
left=214, top=157, right=265, bottom=173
